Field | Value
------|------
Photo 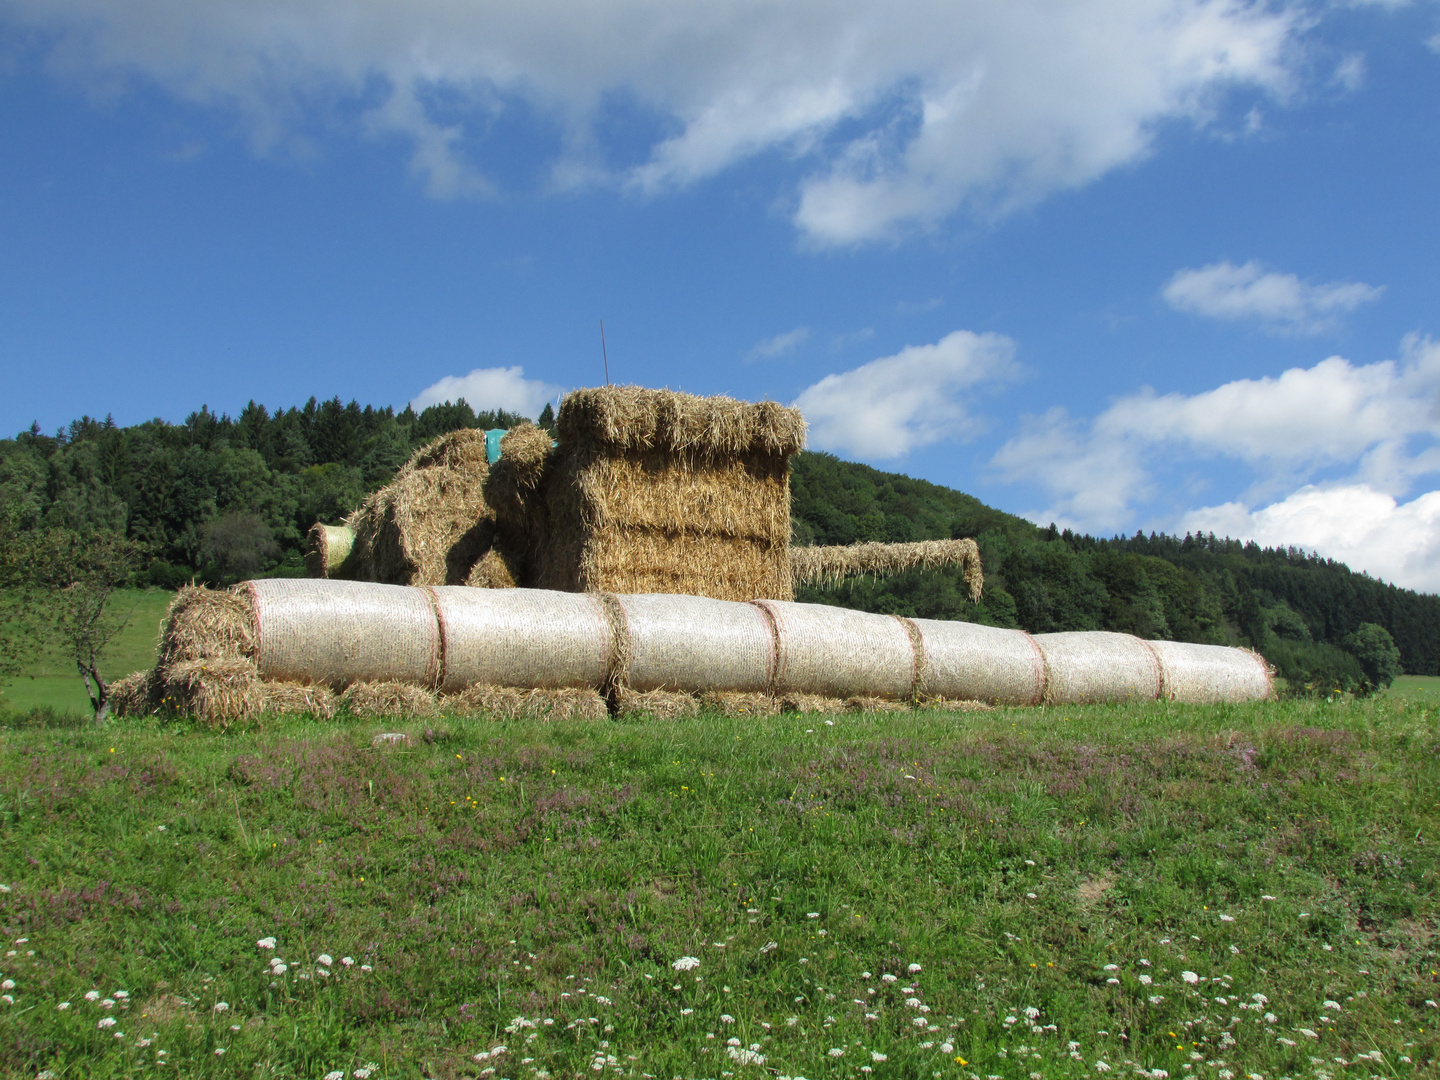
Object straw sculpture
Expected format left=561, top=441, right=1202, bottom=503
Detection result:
left=343, top=429, right=495, bottom=586
left=790, top=538, right=984, bottom=602
left=127, top=579, right=1272, bottom=722
left=536, top=386, right=806, bottom=601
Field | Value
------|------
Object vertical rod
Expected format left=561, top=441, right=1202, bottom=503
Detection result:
left=600, top=320, right=611, bottom=386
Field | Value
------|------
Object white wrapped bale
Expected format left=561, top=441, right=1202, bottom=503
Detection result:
left=432, top=587, right=612, bottom=692
left=615, top=593, right=774, bottom=693
left=247, top=578, right=440, bottom=689
left=753, top=599, right=916, bottom=699
left=1035, top=631, right=1163, bottom=705
left=1149, top=640, right=1272, bottom=703
left=913, top=618, right=1047, bottom=706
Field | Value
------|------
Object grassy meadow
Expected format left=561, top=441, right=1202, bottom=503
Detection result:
left=0, top=696, right=1434, bottom=1080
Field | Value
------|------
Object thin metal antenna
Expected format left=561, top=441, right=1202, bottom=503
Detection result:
left=600, top=319, right=611, bottom=386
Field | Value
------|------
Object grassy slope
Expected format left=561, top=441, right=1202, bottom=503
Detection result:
left=0, top=699, right=1434, bottom=1079
left=0, top=589, right=172, bottom=715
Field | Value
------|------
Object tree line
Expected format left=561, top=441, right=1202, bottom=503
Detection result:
left=1, top=401, right=1426, bottom=697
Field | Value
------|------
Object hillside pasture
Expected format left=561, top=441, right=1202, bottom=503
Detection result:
left=0, top=697, right=1434, bottom=1079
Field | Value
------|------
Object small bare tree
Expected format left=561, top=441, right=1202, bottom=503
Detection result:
left=29, top=527, right=144, bottom=722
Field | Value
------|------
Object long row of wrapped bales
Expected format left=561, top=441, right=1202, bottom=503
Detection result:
left=111, top=579, right=1272, bottom=725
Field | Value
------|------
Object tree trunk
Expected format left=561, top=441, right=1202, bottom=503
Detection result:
left=78, top=660, right=109, bottom=723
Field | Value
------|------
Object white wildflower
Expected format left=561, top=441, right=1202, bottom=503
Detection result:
left=272, top=963, right=288, bottom=975
left=325, top=1072, right=345, bottom=1080
left=672, top=957, right=701, bottom=972
left=828, top=1048, right=844, bottom=1057
left=1182, top=972, right=1199, bottom=984
left=1299, top=1029, right=1318, bottom=1039
left=84, top=990, right=100, bottom=1001
left=881, top=973, right=897, bottom=983
left=1095, top=1061, right=1111, bottom=1072
left=720, top=1014, right=735, bottom=1024
left=0, top=980, right=11, bottom=990
left=213, top=1002, right=229, bottom=1013
left=1139, top=974, right=1153, bottom=985
left=58, top=1002, right=70, bottom=1010
left=872, top=1051, right=888, bottom=1061
left=317, top=953, right=334, bottom=967
left=341, top=956, right=354, bottom=967
left=1149, top=995, right=1165, bottom=1005
left=908, top=963, right=922, bottom=973
left=1219, top=914, right=1234, bottom=922
left=256, top=937, right=276, bottom=950
left=1103, top=964, right=1119, bottom=971
left=97, top=1017, right=116, bottom=1029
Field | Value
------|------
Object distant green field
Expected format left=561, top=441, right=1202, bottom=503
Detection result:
left=0, top=588, right=173, bottom=715
left=1386, top=674, right=1440, bottom=701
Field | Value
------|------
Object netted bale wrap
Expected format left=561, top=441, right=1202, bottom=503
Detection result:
left=614, top=593, right=774, bottom=693
left=246, top=578, right=441, bottom=690
left=431, top=587, right=612, bottom=692
left=304, top=524, right=357, bottom=579
left=912, top=619, right=1046, bottom=706
left=1148, top=640, right=1273, bottom=703
left=752, top=599, right=917, bottom=700
left=1034, top=631, right=1163, bottom=705
left=791, top=539, right=984, bottom=601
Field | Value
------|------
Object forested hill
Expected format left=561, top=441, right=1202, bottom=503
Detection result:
left=2, top=399, right=1436, bottom=687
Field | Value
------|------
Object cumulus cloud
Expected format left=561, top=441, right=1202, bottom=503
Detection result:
left=0, top=0, right=1302, bottom=243
left=1163, top=261, right=1384, bottom=334
left=1180, top=486, right=1440, bottom=593
left=747, top=327, right=810, bottom=362
left=411, top=365, right=561, bottom=418
left=794, top=329, right=1018, bottom=458
left=991, top=335, right=1440, bottom=532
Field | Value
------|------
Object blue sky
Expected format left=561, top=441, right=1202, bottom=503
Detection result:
left=3, top=0, right=1440, bottom=589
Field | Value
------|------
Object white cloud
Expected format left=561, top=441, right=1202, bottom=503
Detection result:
left=411, top=365, right=561, bottom=418
left=794, top=329, right=1018, bottom=458
left=0, top=0, right=1302, bottom=244
left=747, top=326, right=810, bottom=362
left=1180, top=486, right=1440, bottom=593
left=1163, top=261, right=1384, bottom=334
left=990, top=335, right=1440, bottom=532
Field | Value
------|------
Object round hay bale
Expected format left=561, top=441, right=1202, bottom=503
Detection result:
left=347, top=428, right=492, bottom=586
left=911, top=618, right=1047, bottom=706
left=1148, top=640, right=1274, bottom=703
left=1034, top=631, right=1163, bottom=705
left=431, top=586, right=613, bottom=692
left=247, top=578, right=441, bottom=690
left=615, top=593, right=774, bottom=693
left=304, top=524, right=356, bottom=579
left=752, top=599, right=916, bottom=700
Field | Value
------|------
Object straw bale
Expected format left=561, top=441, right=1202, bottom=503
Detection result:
left=918, top=697, right=994, bottom=713
left=1033, top=631, right=1164, bottom=705
left=247, top=578, right=441, bottom=690
left=261, top=681, right=337, bottom=719
left=464, top=549, right=520, bottom=589
left=845, top=696, right=910, bottom=713
left=431, top=586, right=612, bottom=692
left=700, top=691, right=780, bottom=717
left=482, top=423, right=555, bottom=585
left=557, top=386, right=806, bottom=459
left=159, top=657, right=265, bottom=727
left=304, top=524, right=356, bottom=579
left=752, top=600, right=917, bottom=699
left=157, top=586, right=257, bottom=668
left=1147, top=640, right=1274, bottom=704
left=777, top=692, right=846, bottom=715
left=447, top=684, right=608, bottom=721
left=790, top=539, right=984, bottom=601
left=342, top=681, right=437, bottom=719
left=346, top=429, right=493, bottom=586
left=537, top=386, right=801, bottom=602
left=614, top=593, right=774, bottom=693
left=911, top=618, right=1047, bottom=706
left=614, top=687, right=700, bottom=720
left=107, top=670, right=155, bottom=718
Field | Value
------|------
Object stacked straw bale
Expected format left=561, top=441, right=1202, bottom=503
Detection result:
left=790, top=539, right=984, bottom=602
left=340, top=429, right=496, bottom=586
left=304, top=524, right=358, bottom=579
left=536, top=387, right=806, bottom=601
left=130, top=578, right=1274, bottom=723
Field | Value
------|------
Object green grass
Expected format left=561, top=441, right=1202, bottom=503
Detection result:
left=0, top=589, right=173, bottom=715
left=0, top=698, right=1435, bottom=1079
left=1385, top=676, right=1440, bottom=704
